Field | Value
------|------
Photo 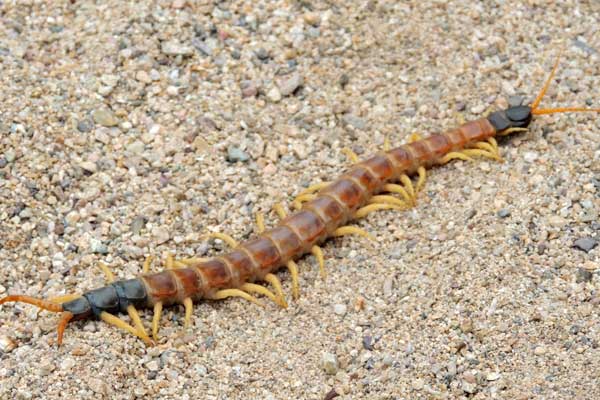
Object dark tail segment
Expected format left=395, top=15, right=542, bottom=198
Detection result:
left=62, top=279, right=148, bottom=320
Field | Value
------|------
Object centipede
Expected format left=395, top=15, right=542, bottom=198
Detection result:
left=1, top=50, right=599, bottom=347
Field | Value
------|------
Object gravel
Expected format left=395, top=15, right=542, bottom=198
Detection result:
left=0, top=1, right=599, bottom=399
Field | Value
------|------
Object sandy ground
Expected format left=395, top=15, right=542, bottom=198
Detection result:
left=0, top=1, right=599, bottom=399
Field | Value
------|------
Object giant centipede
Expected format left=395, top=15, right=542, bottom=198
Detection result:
left=1, top=51, right=599, bottom=346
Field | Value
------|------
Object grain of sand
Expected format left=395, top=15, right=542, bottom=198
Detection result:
left=0, top=1, right=599, bottom=399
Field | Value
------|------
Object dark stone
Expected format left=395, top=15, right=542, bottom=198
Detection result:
left=77, top=119, right=94, bottom=133
left=575, top=268, right=593, bottom=283
left=362, top=335, right=374, bottom=351
left=573, top=237, right=598, bottom=252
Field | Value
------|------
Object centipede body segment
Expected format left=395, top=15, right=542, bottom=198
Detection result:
left=1, top=50, right=599, bottom=346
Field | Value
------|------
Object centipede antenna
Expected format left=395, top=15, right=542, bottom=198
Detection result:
left=0, top=295, right=63, bottom=313
left=532, top=106, right=600, bottom=115
left=57, top=312, right=74, bottom=346
left=530, top=48, right=600, bottom=116
left=531, top=48, right=563, bottom=110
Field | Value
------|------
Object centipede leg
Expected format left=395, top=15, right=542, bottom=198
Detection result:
left=126, top=304, right=151, bottom=344
left=208, top=232, right=239, bottom=248
left=382, top=184, right=413, bottom=204
left=142, top=256, right=153, bottom=273
left=152, top=302, right=163, bottom=341
left=98, top=262, right=151, bottom=343
left=342, top=147, right=359, bottom=163
left=354, top=203, right=404, bottom=218
left=369, top=195, right=411, bottom=208
left=255, top=212, right=265, bottom=233
left=332, top=226, right=374, bottom=240
left=293, top=193, right=317, bottom=210
left=264, top=273, right=288, bottom=308
left=213, top=289, right=265, bottom=307
left=241, top=283, right=281, bottom=305
left=311, top=245, right=326, bottom=278
left=286, top=260, right=300, bottom=299
left=98, top=262, right=115, bottom=283
left=183, top=297, right=193, bottom=328
left=100, top=311, right=152, bottom=344
left=383, top=136, right=391, bottom=152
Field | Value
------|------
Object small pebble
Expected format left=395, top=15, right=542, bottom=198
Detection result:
left=161, top=40, right=194, bottom=56
left=486, top=372, right=501, bottom=381
left=534, top=346, right=546, bottom=356
left=241, top=80, right=259, bottom=98
left=573, top=237, right=597, bottom=253
left=266, top=87, right=282, bottom=102
left=79, top=161, right=97, bottom=174
left=303, top=12, right=321, bottom=26
left=89, top=238, right=108, bottom=254
left=322, top=352, right=339, bottom=375
left=278, top=72, right=303, bottom=96
left=77, top=119, right=94, bottom=132
left=576, top=268, right=593, bottom=283
left=92, top=108, right=119, bottom=127
left=342, top=113, right=366, bottom=130
left=470, top=104, right=486, bottom=114
left=227, top=146, right=250, bottom=162
left=497, top=209, right=511, bottom=218
left=333, top=303, right=347, bottom=316
left=0, top=335, right=16, bottom=353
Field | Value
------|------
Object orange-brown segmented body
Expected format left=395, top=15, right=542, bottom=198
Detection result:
left=1, top=50, right=599, bottom=346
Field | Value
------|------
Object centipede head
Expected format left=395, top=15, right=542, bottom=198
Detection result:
left=0, top=294, right=76, bottom=346
left=491, top=48, right=600, bottom=135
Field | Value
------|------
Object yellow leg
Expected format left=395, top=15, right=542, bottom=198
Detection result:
left=332, top=225, right=374, bottom=240
left=382, top=184, right=413, bottom=204
left=440, top=151, right=474, bottom=164
left=273, top=203, right=287, bottom=219
left=178, top=257, right=211, bottom=265
left=264, top=273, right=288, bottom=308
left=298, top=182, right=330, bottom=196
left=498, top=127, right=528, bottom=136
left=355, top=203, right=403, bottom=218
left=293, top=193, right=317, bottom=210
left=369, top=195, right=410, bottom=208
left=100, top=311, right=152, bottom=345
left=98, top=262, right=115, bottom=283
left=152, top=302, right=163, bottom=341
left=311, top=245, right=326, bottom=278
left=213, top=289, right=265, bottom=307
left=255, top=212, right=265, bottom=234
left=342, top=148, right=359, bottom=163
left=173, top=260, right=189, bottom=268
left=208, top=232, right=239, bottom=248
left=183, top=297, right=193, bottom=328
left=487, top=137, right=499, bottom=151
left=166, top=253, right=174, bottom=269
left=286, top=260, right=300, bottom=300
left=408, top=133, right=422, bottom=143
left=462, top=148, right=501, bottom=161
left=126, top=304, right=152, bottom=344
left=415, top=166, right=426, bottom=193
left=383, top=136, right=391, bottom=152
left=242, top=283, right=280, bottom=305
left=399, top=174, right=416, bottom=203
left=142, top=256, right=153, bottom=273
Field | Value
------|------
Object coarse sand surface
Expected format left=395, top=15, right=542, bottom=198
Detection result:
left=0, top=1, right=599, bottom=399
